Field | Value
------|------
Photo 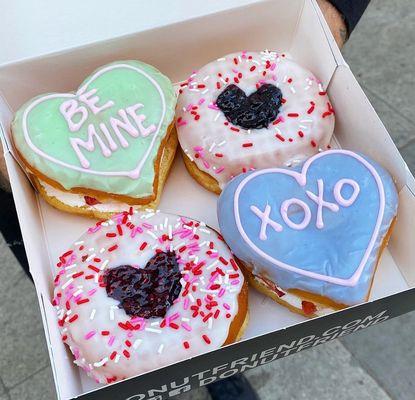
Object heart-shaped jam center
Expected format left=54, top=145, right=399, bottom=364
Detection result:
left=104, top=251, right=182, bottom=318
left=216, top=83, right=283, bottom=129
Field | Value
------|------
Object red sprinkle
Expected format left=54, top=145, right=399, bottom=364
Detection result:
left=275, top=134, right=285, bottom=142
left=219, top=257, right=228, bottom=265
left=123, top=350, right=131, bottom=359
left=108, top=245, right=118, bottom=252
left=250, top=66, right=256, bottom=72
left=202, top=335, right=211, bottom=344
left=88, top=265, right=100, bottom=273
left=68, top=314, right=78, bottom=323
left=110, top=351, right=117, bottom=360
left=298, top=131, right=305, bottom=138
left=76, top=298, right=89, bottom=305
left=117, top=225, right=123, bottom=236
left=242, top=143, right=253, bottom=148
left=139, top=242, right=148, bottom=251
left=311, top=140, right=317, bottom=148
left=183, top=341, right=190, bottom=349
left=287, top=113, right=299, bottom=118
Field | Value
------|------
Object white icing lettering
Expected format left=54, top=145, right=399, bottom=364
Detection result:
left=281, top=198, right=312, bottom=230
left=127, top=104, right=157, bottom=137
left=334, top=179, right=360, bottom=207
left=306, top=179, right=339, bottom=229
left=70, top=124, right=112, bottom=168
left=250, top=204, right=283, bottom=240
left=110, top=109, right=139, bottom=147
left=78, top=88, right=114, bottom=115
left=59, top=100, right=88, bottom=132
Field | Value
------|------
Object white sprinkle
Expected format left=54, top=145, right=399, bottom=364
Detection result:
left=85, top=253, right=96, bottom=262
left=203, top=75, right=210, bottom=81
left=154, top=225, right=158, bottom=231
left=283, top=75, right=288, bottom=83
left=151, top=321, right=160, bottom=327
left=217, top=140, right=226, bottom=147
left=189, top=88, right=200, bottom=92
left=220, top=78, right=227, bottom=84
left=209, top=142, right=216, bottom=152
left=304, top=85, right=311, bottom=91
left=66, top=309, right=72, bottom=316
left=159, top=223, right=164, bottom=230
left=109, top=307, right=116, bottom=320
left=299, top=125, right=308, bottom=130
left=207, top=260, right=220, bottom=270
left=158, top=344, right=164, bottom=354
left=202, top=89, right=209, bottom=94
left=89, top=309, right=96, bottom=320
left=168, top=225, right=173, bottom=240
left=74, top=241, right=84, bottom=245
left=252, top=60, right=260, bottom=65
left=214, top=112, right=221, bottom=122
left=100, top=259, right=109, bottom=270
left=300, top=119, right=313, bottom=124
left=208, top=318, right=213, bottom=330
left=319, top=83, right=324, bottom=92
left=181, top=317, right=190, bottom=322
left=73, top=289, right=83, bottom=297
left=114, top=354, right=121, bottom=363
left=217, top=57, right=226, bottom=62
left=145, top=327, right=162, bottom=334
left=188, top=293, right=195, bottom=302
left=94, top=357, right=108, bottom=368
left=175, top=222, right=181, bottom=228
left=174, top=241, right=186, bottom=251
left=133, top=339, right=142, bottom=349
left=225, top=274, right=230, bottom=284
left=290, top=87, right=296, bottom=94
left=147, top=230, right=158, bottom=239
left=199, top=228, right=210, bottom=234
left=99, top=248, right=106, bottom=254
left=200, top=289, right=219, bottom=293
left=65, top=264, right=77, bottom=271
left=183, top=225, right=192, bottom=230
left=163, top=217, right=168, bottom=229
left=62, top=278, right=74, bottom=290
left=182, top=107, right=187, bottom=112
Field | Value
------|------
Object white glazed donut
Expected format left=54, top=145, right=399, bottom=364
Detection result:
left=53, top=209, right=247, bottom=384
left=176, top=50, right=335, bottom=192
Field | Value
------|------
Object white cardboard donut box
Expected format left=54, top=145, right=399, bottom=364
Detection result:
left=1, top=1, right=415, bottom=399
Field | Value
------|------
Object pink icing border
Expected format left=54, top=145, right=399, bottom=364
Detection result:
left=21, top=64, right=166, bottom=179
left=233, top=150, right=386, bottom=287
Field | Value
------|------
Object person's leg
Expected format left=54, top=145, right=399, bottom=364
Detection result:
left=207, top=374, right=259, bottom=400
left=0, top=190, right=31, bottom=280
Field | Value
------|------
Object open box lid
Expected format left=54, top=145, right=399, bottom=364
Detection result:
left=1, top=1, right=415, bottom=399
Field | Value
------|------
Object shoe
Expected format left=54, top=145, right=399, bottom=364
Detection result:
left=207, top=374, right=260, bottom=400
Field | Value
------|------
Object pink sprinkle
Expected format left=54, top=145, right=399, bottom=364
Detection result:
left=218, top=288, right=226, bottom=297
left=130, top=317, right=143, bottom=323
left=170, top=312, right=180, bottom=321
left=74, top=294, right=82, bottom=302
left=203, top=160, right=210, bottom=169
left=232, top=68, right=238, bottom=74
left=209, top=272, right=219, bottom=283
left=127, top=331, right=133, bottom=338
left=215, top=166, right=225, bottom=174
left=259, top=79, right=266, bottom=84
left=178, top=258, right=187, bottom=265
left=85, top=330, right=96, bottom=340
left=142, top=223, right=153, bottom=229
left=209, top=253, right=218, bottom=259
left=193, top=146, right=203, bottom=152
left=231, top=279, right=240, bottom=285
left=270, top=63, right=277, bottom=71
left=108, top=336, right=116, bottom=347
left=208, top=103, right=219, bottom=110
left=181, top=322, right=192, bottom=332
left=272, top=74, right=277, bottom=81
left=87, top=288, right=97, bottom=296
left=223, top=303, right=231, bottom=310
left=198, top=98, right=206, bottom=105
left=183, top=298, right=190, bottom=310
left=186, top=103, right=194, bottom=111
left=87, top=225, right=101, bottom=234
left=178, top=120, right=187, bottom=127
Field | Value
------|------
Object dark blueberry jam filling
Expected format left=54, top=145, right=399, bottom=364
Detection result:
left=104, top=251, right=182, bottom=319
left=216, top=83, right=283, bottom=129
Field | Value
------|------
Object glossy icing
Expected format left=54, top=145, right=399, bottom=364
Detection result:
left=12, top=61, right=176, bottom=198
left=218, top=150, right=398, bottom=305
left=53, top=210, right=244, bottom=384
left=176, top=51, right=335, bottom=189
